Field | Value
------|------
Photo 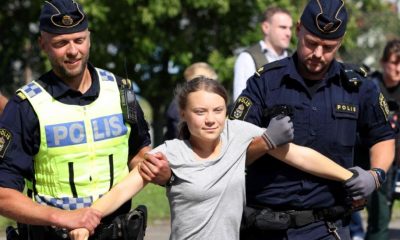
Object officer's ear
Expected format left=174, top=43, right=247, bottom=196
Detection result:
left=38, top=33, right=45, bottom=51
left=295, top=21, right=302, bottom=37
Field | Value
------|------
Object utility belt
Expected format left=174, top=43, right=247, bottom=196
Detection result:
left=6, top=205, right=147, bottom=240
left=241, top=203, right=362, bottom=231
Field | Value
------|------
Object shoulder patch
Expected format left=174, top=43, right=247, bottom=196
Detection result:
left=379, top=93, right=389, bottom=120
left=0, top=128, right=12, bottom=158
left=229, top=97, right=253, bottom=120
left=255, top=60, right=284, bottom=77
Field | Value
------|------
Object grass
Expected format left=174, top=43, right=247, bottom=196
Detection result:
left=131, top=183, right=170, bottom=222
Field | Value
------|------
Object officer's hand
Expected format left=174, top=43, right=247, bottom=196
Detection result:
left=343, top=166, right=378, bottom=200
left=262, top=115, right=294, bottom=149
left=58, top=207, right=102, bottom=234
left=69, top=228, right=89, bottom=240
left=139, top=152, right=172, bottom=185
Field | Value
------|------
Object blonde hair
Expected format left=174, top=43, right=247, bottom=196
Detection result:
left=183, top=62, right=218, bottom=82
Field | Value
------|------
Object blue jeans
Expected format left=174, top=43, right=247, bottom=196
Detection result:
left=349, top=211, right=364, bottom=239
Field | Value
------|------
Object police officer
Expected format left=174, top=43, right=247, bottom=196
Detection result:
left=0, top=0, right=151, bottom=239
left=230, top=0, right=396, bottom=239
left=233, top=6, right=293, bottom=101
left=362, top=39, right=400, bottom=240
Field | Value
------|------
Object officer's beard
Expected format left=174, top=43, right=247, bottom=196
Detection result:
left=52, top=52, right=90, bottom=84
left=299, top=57, right=329, bottom=80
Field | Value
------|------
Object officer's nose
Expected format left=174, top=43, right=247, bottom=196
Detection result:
left=313, top=45, right=323, bottom=58
left=66, top=42, right=78, bottom=56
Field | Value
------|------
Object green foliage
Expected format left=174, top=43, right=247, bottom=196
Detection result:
left=132, top=184, right=170, bottom=222
left=0, top=0, right=399, bottom=143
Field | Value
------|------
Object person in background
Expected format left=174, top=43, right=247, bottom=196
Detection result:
left=164, top=62, right=218, bottom=140
left=355, top=39, right=400, bottom=240
left=70, top=77, right=372, bottom=240
left=233, top=6, right=293, bottom=100
left=0, top=0, right=151, bottom=239
left=229, top=0, right=396, bottom=239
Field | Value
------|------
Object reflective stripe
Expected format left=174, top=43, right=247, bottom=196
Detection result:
left=19, top=68, right=130, bottom=199
left=109, top=154, right=114, bottom=191
left=35, top=194, right=98, bottom=210
left=68, top=162, right=78, bottom=198
left=21, top=82, right=42, bottom=98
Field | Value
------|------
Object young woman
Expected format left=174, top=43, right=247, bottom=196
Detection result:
left=70, top=77, right=361, bottom=240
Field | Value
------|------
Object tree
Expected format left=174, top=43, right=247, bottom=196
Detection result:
left=0, top=0, right=397, bottom=145
left=84, top=0, right=297, bottom=145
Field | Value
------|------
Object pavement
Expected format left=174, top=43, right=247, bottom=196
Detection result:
left=144, top=218, right=400, bottom=240
left=145, top=219, right=170, bottom=240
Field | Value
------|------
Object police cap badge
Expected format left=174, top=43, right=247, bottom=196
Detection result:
left=39, top=0, right=88, bottom=34
left=300, top=0, right=348, bottom=39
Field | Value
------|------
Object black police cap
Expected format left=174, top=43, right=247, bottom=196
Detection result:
left=39, top=0, right=88, bottom=34
left=300, top=0, right=348, bottom=39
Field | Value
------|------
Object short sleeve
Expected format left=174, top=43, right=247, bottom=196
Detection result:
left=358, top=80, right=396, bottom=147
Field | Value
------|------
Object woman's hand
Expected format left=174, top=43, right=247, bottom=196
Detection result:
left=69, top=228, right=90, bottom=240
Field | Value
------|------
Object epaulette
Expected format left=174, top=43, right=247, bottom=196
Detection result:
left=255, top=60, right=285, bottom=77
left=340, top=63, right=368, bottom=90
left=16, top=91, right=27, bottom=101
left=121, top=78, right=133, bottom=89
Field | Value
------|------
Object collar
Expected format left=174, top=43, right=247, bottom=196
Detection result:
left=39, top=63, right=100, bottom=99
left=259, top=40, right=289, bottom=59
left=284, top=53, right=341, bottom=85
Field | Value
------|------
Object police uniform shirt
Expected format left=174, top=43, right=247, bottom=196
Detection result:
left=164, top=98, right=180, bottom=140
left=230, top=53, right=396, bottom=209
left=0, top=63, right=151, bottom=192
left=372, top=71, right=400, bottom=104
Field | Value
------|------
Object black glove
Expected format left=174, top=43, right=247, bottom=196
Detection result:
left=262, top=115, right=294, bottom=149
left=344, top=166, right=378, bottom=200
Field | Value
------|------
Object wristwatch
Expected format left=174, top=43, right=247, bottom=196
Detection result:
left=371, top=168, right=387, bottom=184
left=165, top=172, right=176, bottom=187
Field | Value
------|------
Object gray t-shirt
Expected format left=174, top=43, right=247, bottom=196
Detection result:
left=151, top=119, right=265, bottom=240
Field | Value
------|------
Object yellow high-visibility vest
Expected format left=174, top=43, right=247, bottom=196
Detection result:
left=18, top=68, right=130, bottom=206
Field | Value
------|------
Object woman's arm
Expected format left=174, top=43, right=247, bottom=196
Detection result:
left=69, top=166, right=148, bottom=240
left=246, top=136, right=353, bottom=182
left=92, top=166, right=148, bottom=216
